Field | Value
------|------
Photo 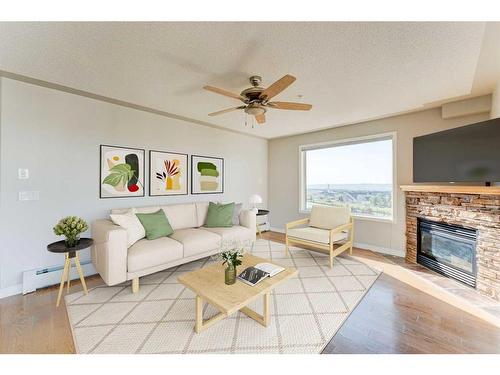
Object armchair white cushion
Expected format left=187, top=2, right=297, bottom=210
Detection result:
left=309, top=205, right=351, bottom=230
left=287, top=227, right=347, bottom=244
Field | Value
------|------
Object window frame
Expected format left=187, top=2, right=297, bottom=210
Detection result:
left=298, top=132, right=397, bottom=224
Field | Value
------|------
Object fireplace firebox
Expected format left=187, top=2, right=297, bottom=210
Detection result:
left=417, top=218, right=477, bottom=287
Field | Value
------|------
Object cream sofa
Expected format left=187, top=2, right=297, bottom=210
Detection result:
left=91, top=202, right=256, bottom=292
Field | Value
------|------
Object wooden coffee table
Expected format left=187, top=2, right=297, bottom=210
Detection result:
left=178, top=254, right=298, bottom=333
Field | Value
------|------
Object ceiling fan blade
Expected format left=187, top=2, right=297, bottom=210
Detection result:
left=255, top=113, right=266, bottom=124
left=208, top=106, right=245, bottom=116
left=203, top=85, right=244, bottom=101
left=268, top=101, right=312, bottom=111
left=259, top=74, right=296, bottom=100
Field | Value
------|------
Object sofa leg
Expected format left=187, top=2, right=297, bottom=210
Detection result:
left=349, top=243, right=353, bottom=255
left=132, top=277, right=139, bottom=294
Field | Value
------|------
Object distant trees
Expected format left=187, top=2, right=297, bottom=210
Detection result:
left=307, top=187, right=392, bottom=218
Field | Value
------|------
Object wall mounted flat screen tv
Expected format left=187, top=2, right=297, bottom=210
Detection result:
left=413, top=117, right=500, bottom=183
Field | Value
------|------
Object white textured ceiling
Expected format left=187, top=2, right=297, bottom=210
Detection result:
left=1, top=22, right=498, bottom=139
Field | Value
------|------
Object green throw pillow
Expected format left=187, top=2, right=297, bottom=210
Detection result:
left=205, top=202, right=235, bottom=228
left=135, top=209, right=173, bottom=240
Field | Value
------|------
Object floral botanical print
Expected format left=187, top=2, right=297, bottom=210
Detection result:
left=149, top=151, right=188, bottom=196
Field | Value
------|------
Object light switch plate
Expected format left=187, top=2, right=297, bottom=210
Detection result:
left=18, top=191, right=39, bottom=201
left=18, top=168, right=29, bottom=179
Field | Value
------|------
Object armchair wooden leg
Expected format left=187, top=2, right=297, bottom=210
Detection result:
left=329, top=243, right=334, bottom=268
left=285, top=236, right=289, bottom=256
left=132, top=277, right=139, bottom=294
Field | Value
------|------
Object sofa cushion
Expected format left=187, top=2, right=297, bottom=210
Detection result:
left=135, top=209, right=174, bottom=240
left=127, top=237, right=183, bottom=273
left=205, top=202, right=234, bottom=228
left=170, top=228, right=221, bottom=257
left=161, top=203, right=198, bottom=230
left=195, top=202, right=209, bottom=227
left=309, top=205, right=351, bottom=230
left=202, top=225, right=254, bottom=243
left=232, top=203, right=243, bottom=225
left=109, top=208, right=145, bottom=248
left=287, top=227, right=347, bottom=244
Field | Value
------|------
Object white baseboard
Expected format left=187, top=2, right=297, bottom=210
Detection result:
left=1, top=261, right=97, bottom=300
left=353, top=242, right=404, bottom=257
left=0, top=283, right=23, bottom=299
left=268, top=226, right=404, bottom=257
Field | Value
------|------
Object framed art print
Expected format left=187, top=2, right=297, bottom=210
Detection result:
left=191, top=155, right=224, bottom=194
left=100, top=145, right=145, bottom=198
left=149, top=150, right=188, bottom=196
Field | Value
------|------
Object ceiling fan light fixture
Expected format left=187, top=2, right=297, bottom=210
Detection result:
left=244, top=105, right=266, bottom=116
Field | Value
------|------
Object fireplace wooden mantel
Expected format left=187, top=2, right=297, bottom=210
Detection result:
left=400, top=184, right=500, bottom=195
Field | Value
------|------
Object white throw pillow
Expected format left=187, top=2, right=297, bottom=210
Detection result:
left=110, top=208, right=145, bottom=248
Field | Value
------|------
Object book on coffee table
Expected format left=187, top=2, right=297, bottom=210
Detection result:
left=237, top=262, right=285, bottom=286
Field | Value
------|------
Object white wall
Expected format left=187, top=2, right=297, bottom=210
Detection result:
left=491, top=81, right=500, bottom=118
left=268, top=104, right=490, bottom=256
left=0, top=78, right=268, bottom=295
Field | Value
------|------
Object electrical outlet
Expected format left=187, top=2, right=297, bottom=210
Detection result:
left=18, top=191, right=39, bottom=201
left=18, top=168, right=29, bottom=179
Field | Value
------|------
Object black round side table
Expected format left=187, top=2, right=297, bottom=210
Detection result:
left=47, top=238, right=93, bottom=307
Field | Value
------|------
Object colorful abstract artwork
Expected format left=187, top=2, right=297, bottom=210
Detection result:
left=149, top=150, right=188, bottom=196
left=100, top=145, right=145, bottom=198
left=191, top=155, right=224, bottom=194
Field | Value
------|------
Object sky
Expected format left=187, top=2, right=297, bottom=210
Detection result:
left=306, top=139, right=393, bottom=185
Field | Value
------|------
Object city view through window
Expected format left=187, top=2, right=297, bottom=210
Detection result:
left=303, top=137, right=393, bottom=219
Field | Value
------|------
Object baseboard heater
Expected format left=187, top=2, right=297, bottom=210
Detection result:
left=22, top=260, right=97, bottom=295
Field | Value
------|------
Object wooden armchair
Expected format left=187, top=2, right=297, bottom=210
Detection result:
left=285, top=205, right=354, bottom=268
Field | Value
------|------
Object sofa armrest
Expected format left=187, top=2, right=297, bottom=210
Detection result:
left=91, top=219, right=128, bottom=286
left=239, top=209, right=256, bottom=235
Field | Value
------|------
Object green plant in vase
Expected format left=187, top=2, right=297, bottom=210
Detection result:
left=53, top=216, right=88, bottom=248
left=219, top=244, right=244, bottom=285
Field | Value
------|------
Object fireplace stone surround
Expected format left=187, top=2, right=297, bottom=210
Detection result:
left=401, top=185, right=500, bottom=301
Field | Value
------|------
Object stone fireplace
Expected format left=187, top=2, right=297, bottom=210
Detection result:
left=402, top=185, right=500, bottom=301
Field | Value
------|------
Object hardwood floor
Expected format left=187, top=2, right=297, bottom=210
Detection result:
left=0, top=274, right=103, bottom=353
left=1, top=231, right=499, bottom=353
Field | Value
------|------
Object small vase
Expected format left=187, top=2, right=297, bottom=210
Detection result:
left=225, top=265, right=236, bottom=285
left=65, top=236, right=80, bottom=248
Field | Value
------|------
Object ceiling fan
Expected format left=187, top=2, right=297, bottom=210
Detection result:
left=203, top=74, right=312, bottom=125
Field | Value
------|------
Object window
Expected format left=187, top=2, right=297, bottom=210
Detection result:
left=300, top=134, right=395, bottom=221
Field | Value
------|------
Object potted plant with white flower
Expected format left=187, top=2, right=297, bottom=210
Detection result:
left=217, top=240, right=252, bottom=285
left=53, top=216, right=88, bottom=248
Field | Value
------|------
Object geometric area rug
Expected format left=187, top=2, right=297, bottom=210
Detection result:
left=65, top=239, right=381, bottom=354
